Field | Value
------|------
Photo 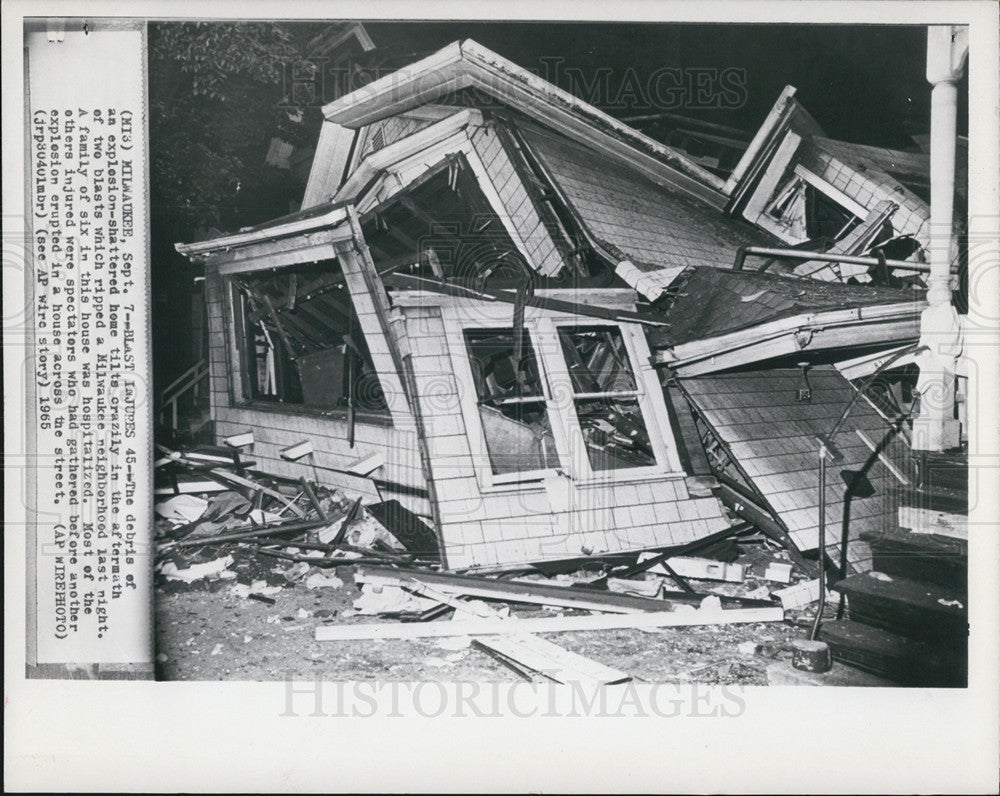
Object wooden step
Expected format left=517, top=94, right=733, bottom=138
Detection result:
left=889, top=482, right=967, bottom=515
left=831, top=572, right=967, bottom=643
left=917, top=450, right=968, bottom=493
left=897, top=505, right=967, bottom=541
left=859, top=528, right=967, bottom=591
left=819, top=619, right=967, bottom=687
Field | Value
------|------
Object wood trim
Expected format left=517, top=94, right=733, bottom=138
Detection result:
left=214, top=232, right=353, bottom=275
left=322, top=40, right=727, bottom=206
left=314, top=605, right=784, bottom=641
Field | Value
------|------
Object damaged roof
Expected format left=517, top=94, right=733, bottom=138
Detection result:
left=519, top=123, right=776, bottom=297
left=679, top=366, right=915, bottom=570
left=321, top=39, right=728, bottom=205
left=649, top=267, right=925, bottom=347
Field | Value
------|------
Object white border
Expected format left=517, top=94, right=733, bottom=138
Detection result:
left=5, top=3, right=999, bottom=793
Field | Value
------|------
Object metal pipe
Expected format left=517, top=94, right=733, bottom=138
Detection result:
left=828, top=344, right=928, bottom=442
left=733, top=245, right=942, bottom=274
left=810, top=451, right=828, bottom=641
left=809, top=342, right=926, bottom=641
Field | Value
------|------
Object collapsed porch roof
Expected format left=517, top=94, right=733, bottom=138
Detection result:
left=648, top=266, right=925, bottom=347
left=678, top=366, right=915, bottom=571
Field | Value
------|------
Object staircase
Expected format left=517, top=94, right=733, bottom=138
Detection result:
left=157, top=359, right=212, bottom=444
left=819, top=451, right=968, bottom=687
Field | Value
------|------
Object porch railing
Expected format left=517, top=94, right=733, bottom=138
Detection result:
left=158, top=359, right=209, bottom=431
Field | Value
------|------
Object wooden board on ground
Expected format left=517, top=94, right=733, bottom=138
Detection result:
left=355, top=566, right=673, bottom=614
left=410, top=582, right=632, bottom=686
left=314, top=605, right=784, bottom=641
left=473, top=635, right=631, bottom=686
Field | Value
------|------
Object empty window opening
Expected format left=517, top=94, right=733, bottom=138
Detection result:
left=232, top=259, right=388, bottom=416
left=361, top=155, right=527, bottom=287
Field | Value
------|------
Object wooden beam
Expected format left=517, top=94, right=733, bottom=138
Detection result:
left=408, top=582, right=631, bottom=684
left=314, top=605, right=784, bottom=641
left=384, top=272, right=669, bottom=326
left=356, top=566, right=672, bottom=613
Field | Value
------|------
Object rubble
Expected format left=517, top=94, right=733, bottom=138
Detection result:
left=152, top=451, right=832, bottom=682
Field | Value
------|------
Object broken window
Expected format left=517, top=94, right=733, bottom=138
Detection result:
left=765, top=175, right=860, bottom=243
left=231, top=259, right=388, bottom=416
left=556, top=326, right=656, bottom=471
left=463, top=328, right=560, bottom=475
left=804, top=183, right=859, bottom=240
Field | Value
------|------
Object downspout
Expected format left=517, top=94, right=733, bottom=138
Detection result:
left=911, top=25, right=968, bottom=452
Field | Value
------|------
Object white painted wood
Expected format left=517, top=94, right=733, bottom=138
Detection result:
left=346, top=452, right=385, bottom=475
left=280, top=440, right=314, bottom=460
left=301, top=121, right=357, bottom=208
left=794, top=163, right=870, bottom=219
left=474, top=634, right=631, bottom=685
left=408, top=582, right=631, bottom=684
left=742, top=131, right=802, bottom=226
left=314, top=605, right=784, bottom=640
left=321, top=40, right=726, bottom=204
left=355, top=569, right=645, bottom=614
left=898, top=506, right=968, bottom=540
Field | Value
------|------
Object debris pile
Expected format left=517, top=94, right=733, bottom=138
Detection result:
left=154, top=444, right=854, bottom=684
left=154, top=445, right=438, bottom=606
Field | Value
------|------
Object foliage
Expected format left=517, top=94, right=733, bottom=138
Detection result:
left=149, top=22, right=325, bottom=229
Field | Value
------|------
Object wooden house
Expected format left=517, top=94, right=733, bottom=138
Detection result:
left=177, top=40, right=930, bottom=572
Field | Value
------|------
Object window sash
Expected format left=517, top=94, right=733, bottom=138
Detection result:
left=446, top=307, right=683, bottom=489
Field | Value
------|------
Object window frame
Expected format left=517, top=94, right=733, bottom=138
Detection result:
left=442, top=303, right=683, bottom=491
left=541, top=317, right=680, bottom=483
left=448, top=315, right=570, bottom=488
left=224, top=260, right=393, bottom=424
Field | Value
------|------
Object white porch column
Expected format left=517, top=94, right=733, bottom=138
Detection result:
left=911, top=25, right=969, bottom=452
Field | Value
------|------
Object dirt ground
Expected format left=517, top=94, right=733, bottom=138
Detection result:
left=154, top=542, right=816, bottom=684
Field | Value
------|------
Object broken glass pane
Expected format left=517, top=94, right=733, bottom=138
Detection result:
left=557, top=327, right=637, bottom=394
left=464, top=329, right=560, bottom=475
left=573, top=397, right=655, bottom=471
left=464, top=329, right=545, bottom=401
left=233, top=260, right=387, bottom=413
left=478, top=402, right=560, bottom=475
left=557, top=326, right=656, bottom=471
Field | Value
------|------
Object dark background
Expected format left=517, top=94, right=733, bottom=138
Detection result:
left=150, top=21, right=968, bottom=393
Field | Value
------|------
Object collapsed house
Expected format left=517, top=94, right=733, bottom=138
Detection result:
left=175, top=40, right=963, bottom=594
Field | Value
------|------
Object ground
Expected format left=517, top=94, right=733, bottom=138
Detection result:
left=154, top=542, right=821, bottom=684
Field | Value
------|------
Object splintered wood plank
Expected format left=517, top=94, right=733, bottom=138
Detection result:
left=354, top=566, right=667, bottom=613
left=208, top=469, right=307, bottom=517
left=314, top=606, right=784, bottom=641
left=473, top=635, right=631, bottom=686
left=408, top=582, right=631, bottom=685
